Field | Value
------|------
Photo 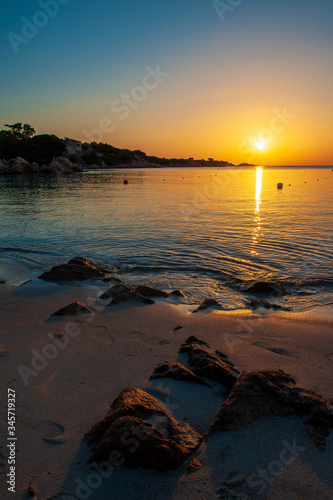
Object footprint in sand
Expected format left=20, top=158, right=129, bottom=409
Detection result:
left=252, top=341, right=300, bottom=358
left=90, top=326, right=114, bottom=345
left=42, top=422, right=70, bottom=444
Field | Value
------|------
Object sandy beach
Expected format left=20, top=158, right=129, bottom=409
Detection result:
left=1, top=280, right=333, bottom=500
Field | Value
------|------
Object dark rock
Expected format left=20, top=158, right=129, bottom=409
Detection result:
left=170, top=289, right=186, bottom=298
left=180, top=342, right=239, bottom=389
left=210, top=369, right=333, bottom=450
left=39, top=256, right=116, bottom=282
left=109, top=291, right=155, bottom=305
left=52, top=302, right=92, bottom=316
left=27, top=484, right=38, bottom=497
left=187, top=457, right=203, bottom=473
left=193, top=298, right=223, bottom=313
left=0, top=278, right=6, bottom=284
left=215, top=350, right=229, bottom=360
left=0, top=156, right=83, bottom=175
left=84, top=388, right=202, bottom=470
left=8, top=157, right=33, bottom=174
left=242, top=281, right=287, bottom=296
left=100, top=283, right=132, bottom=299
left=180, top=336, right=211, bottom=351
left=150, top=361, right=211, bottom=387
left=174, top=324, right=184, bottom=331
left=224, top=277, right=244, bottom=290
left=135, top=285, right=169, bottom=298
left=102, top=276, right=123, bottom=283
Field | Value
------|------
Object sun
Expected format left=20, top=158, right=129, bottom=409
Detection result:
left=255, top=140, right=266, bottom=151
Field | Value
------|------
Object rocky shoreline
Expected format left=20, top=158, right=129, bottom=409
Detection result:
left=0, top=155, right=251, bottom=175
left=0, top=156, right=82, bottom=175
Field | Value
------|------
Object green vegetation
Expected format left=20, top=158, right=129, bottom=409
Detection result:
left=0, top=123, right=66, bottom=164
left=0, top=122, right=234, bottom=168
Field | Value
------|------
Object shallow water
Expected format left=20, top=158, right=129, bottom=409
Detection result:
left=0, top=166, right=332, bottom=312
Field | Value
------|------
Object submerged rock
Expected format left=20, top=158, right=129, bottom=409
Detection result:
left=84, top=387, right=202, bottom=470
left=170, top=289, right=186, bottom=298
left=52, top=302, right=92, bottom=316
left=180, top=340, right=239, bottom=389
left=100, top=283, right=132, bottom=299
left=150, top=361, right=211, bottom=387
left=210, top=369, right=333, bottom=450
left=247, top=298, right=284, bottom=310
left=39, top=256, right=116, bottom=282
left=193, top=298, right=223, bottom=313
left=135, top=285, right=169, bottom=298
left=242, top=281, right=287, bottom=296
left=109, top=291, right=154, bottom=305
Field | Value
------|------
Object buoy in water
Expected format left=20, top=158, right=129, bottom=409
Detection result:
left=124, top=180, right=128, bottom=185
left=277, top=183, right=283, bottom=189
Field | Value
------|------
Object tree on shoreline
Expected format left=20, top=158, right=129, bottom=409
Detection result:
left=0, top=123, right=65, bottom=164
left=4, top=123, right=35, bottom=141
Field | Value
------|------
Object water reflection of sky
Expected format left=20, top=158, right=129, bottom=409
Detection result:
left=252, top=167, right=263, bottom=256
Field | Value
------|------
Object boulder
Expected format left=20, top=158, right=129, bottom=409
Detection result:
left=180, top=336, right=211, bottom=351
left=150, top=361, right=211, bottom=387
left=84, top=388, right=202, bottom=470
left=135, top=285, right=169, bottom=298
left=47, top=156, right=80, bottom=173
left=210, top=369, right=333, bottom=450
left=180, top=340, right=239, bottom=389
left=7, top=157, right=33, bottom=174
left=109, top=291, right=154, bottom=305
left=242, top=281, right=287, bottom=296
left=39, top=256, right=116, bottom=282
left=100, top=283, right=132, bottom=299
left=52, top=302, right=91, bottom=316
left=193, top=298, right=223, bottom=313
left=0, top=156, right=82, bottom=175
left=31, top=162, right=40, bottom=173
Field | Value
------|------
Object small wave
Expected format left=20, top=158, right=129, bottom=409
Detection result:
left=0, top=246, right=56, bottom=256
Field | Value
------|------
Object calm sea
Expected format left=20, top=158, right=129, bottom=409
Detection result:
left=0, top=167, right=332, bottom=313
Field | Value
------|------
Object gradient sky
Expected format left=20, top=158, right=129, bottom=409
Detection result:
left=1, top=0, right=333, bottom=165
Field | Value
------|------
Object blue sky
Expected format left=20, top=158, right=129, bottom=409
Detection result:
left=1, top=0, right=333, bottom=164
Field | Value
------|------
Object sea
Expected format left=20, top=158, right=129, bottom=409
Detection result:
left=0, top=166, right=332, bottom=317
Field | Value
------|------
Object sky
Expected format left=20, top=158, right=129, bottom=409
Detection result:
left=1, top=0, right=333, bottom=165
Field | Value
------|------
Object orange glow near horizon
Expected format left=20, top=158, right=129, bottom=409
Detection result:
left=14, top=46, right=333, bottom=167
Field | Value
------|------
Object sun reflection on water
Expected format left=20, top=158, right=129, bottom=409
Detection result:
left=251, top=167, right=263, bottom=255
